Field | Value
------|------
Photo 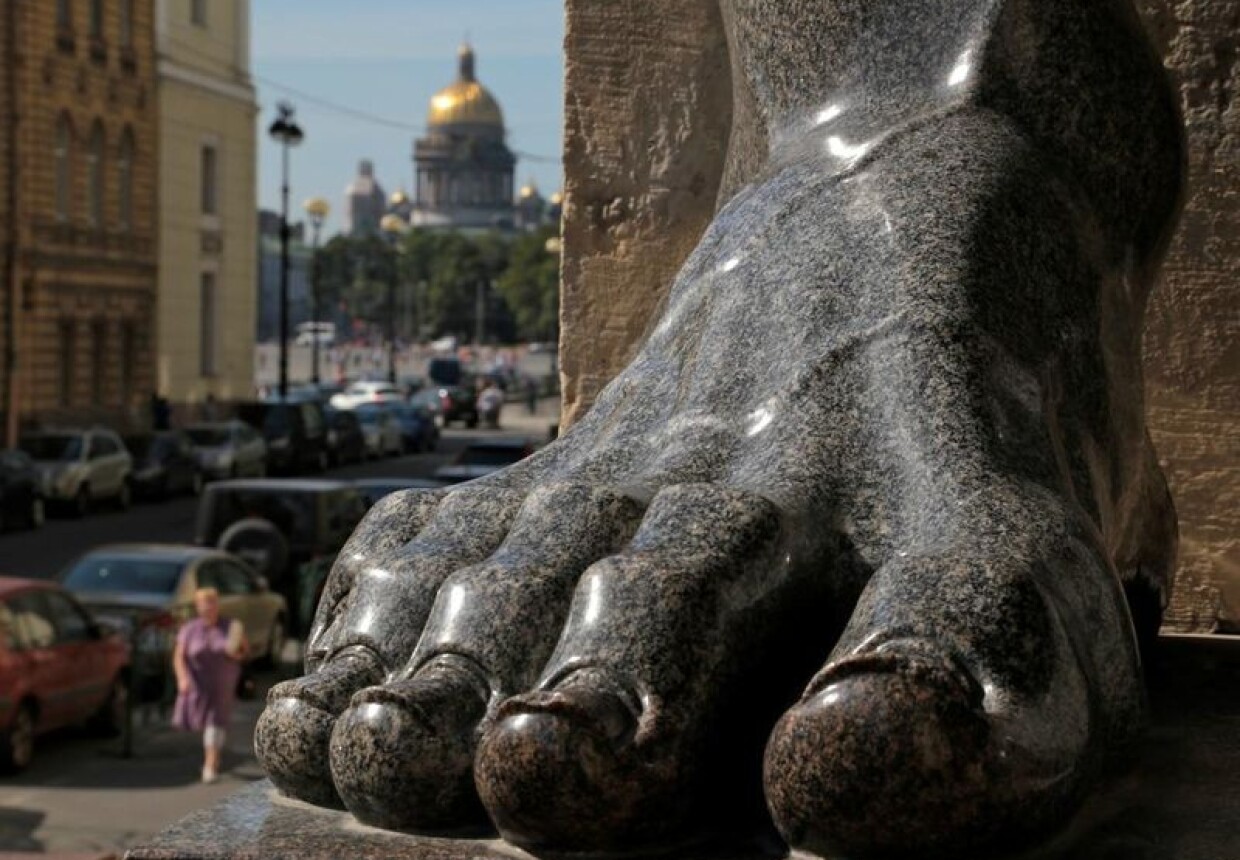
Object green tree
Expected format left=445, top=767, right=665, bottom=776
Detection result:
left=313, top=227, right=554, bottom=344
left=496, top=226, right=560, bottom=342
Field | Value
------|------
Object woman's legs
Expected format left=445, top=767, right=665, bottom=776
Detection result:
left=203, top=725, right=226, bottom=781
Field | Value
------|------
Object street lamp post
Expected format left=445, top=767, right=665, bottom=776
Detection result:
left=379, top=214, right=409, bottom=385
left=268, top=102, right=304, bottom=401
left=303, top=197, right=330, bottom=386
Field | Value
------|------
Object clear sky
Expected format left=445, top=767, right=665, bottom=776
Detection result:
left=252, top=0, right=565, bottom=238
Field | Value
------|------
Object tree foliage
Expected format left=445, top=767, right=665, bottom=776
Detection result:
left=309, top=228, right=558, bottom=344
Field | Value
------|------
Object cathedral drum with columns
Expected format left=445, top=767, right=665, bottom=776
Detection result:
left=412, top=44, right=517, bottom=230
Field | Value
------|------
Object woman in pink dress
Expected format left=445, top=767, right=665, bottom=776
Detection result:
left=172, top=588, right=247, bottom=782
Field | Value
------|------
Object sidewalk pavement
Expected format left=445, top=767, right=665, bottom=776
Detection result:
left=479, top=395, right=561, bottom=443
left=0, top=666, right=282, bottom=857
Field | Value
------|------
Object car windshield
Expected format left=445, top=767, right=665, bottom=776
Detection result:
left=263, top=408, right=291, bottom=436
left=20, top=434, right=82, bottom=461
left=124, top=436, right=153, bottom=458
left=63, top=556, right=185, bottom=595
left=187, top=427, right=232, bottom=446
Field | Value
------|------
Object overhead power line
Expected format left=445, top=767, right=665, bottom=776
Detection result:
left=163, top=34, right=563, bottom=165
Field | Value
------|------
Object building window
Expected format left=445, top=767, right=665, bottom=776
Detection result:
left=120, top=322, right=136, bottom=406
left=91, top=320, right=107, bottom=405
left=200, top=145, right=217, bottom=215
left=87, top=122, right=105, bottom=227
left=57, top=0, right=73, bottom=31
left=120, top=0, right=133, bottom=48
left=190, top=0, right=206, bottom=27
left=118, top=127, right=134, bottom=230
left=54, top=116, right=72, bottom=220
left=200, top=273, right=217, bottom=376
left=59, top=320, right=76, bottom=407
left=89, top=0, right=104, bottom=39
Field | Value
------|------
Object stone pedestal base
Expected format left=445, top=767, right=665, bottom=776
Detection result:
left=126, top=635, right=1240, bottom=860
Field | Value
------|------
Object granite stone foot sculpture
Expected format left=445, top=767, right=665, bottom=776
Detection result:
left=256, top=0, right=1184, bottom=856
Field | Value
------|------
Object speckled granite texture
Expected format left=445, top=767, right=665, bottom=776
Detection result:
left=132, top=636, right=1240, bottom=860
left=254, top=1, right=1185, bottom=857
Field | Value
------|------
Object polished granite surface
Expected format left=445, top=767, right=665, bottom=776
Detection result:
left=128, top=634, right=1238, bottom=860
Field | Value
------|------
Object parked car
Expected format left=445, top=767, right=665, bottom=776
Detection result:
left=419, top=385, right=479, bottom=428
left=61, top=545, right=289, bottom=686
left=193, top=480, right=367, bottom=633
left=410, top=388, right=444, bottom=421
left=433, top=438, right=535, bottom=484
left=125, top=431, right=205, bottom=500
left=186, top=420, right=268, bottom=481
left=323, top=407, right=366, bottom=466
left=0, top=577, right=131, bottom=771
left=354, top=404, right=404, bottom=459
left=20, top=427, right=133, bottom=516
left=0, top=450, right=45, bottom=531
left=426, top=356, right=464, bottom=387
left=352, top=477, right=446, bottom=509
left=235, top=401, right=329, bottom=475
left=388, top=402, right=439, bottom=453
left=329, top=381, right=405, bottom=410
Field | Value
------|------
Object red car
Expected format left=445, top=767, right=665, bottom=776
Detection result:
left=0, top=577, right=131, bottom=771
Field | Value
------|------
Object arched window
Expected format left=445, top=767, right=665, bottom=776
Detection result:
left=87, top=121, right=105, bottom=227
left=54, top=115, right=72, bottom=221
left=118, top=127, right=134, bottom=231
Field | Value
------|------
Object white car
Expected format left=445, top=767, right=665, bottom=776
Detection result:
left=186, top=421, right=268, bottom=480
left=328, top=381, right=405, bottom=410
left=353, top=405, right=404, bottom=459
left=20, top=427, right=133, bottom=516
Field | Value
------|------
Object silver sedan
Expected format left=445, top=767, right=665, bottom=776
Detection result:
left=187, top=421, right=267, bottom=481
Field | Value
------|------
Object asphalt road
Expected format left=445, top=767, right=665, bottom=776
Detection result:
left=1, top=429, right=479, bottom=582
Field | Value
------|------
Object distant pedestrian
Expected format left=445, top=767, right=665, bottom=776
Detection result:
left=172, top=588, right=248, bottom=783
left=525, top=377, right=539, bottom=415
left=150, top=393, right=171, bottom=430
left=202, top=393, right=219, bottom=422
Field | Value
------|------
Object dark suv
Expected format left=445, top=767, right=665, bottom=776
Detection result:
left=193, top=479, right=367, bottom=633
left=235, top=401, right=329, bottom=475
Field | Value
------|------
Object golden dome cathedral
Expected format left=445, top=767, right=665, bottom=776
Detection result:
left=427, top=43, right=504, bottom=129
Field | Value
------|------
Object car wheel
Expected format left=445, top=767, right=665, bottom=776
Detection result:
left=1, top=702, right=36, bottom=773
left=263, top=617, right=287, bottom=669
left=88, top=674, right=128, bottom=737
left=117, top=481, right=132, bottom=511
left=28, top=496, right=45, bottom=529
left=73, top=485, right=90, bottom=518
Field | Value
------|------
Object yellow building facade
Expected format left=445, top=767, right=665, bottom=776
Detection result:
left=1, top=0, right=160, bottom=442
left=156, top=0, right=256, bottom=413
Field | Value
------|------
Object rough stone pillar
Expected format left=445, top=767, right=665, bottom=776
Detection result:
left=559, top=0, right=731, bottom=427
left=1133, top=0, right=1240, bottom=629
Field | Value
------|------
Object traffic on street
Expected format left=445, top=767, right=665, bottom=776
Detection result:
left=0, top=394, right=559, bottom=856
